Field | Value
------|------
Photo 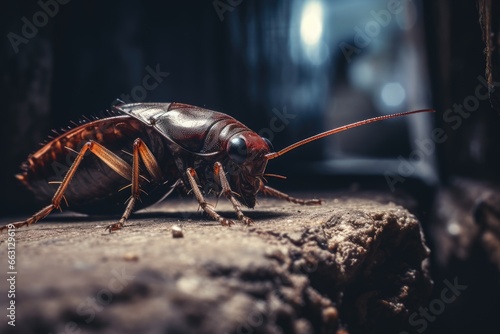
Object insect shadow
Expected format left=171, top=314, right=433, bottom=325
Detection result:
left=20, top=209, right=289, bottom=225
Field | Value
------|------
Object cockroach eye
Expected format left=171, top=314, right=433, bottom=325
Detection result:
left=228, top=137, right=247, bottom=164
left=262, top=137, right=274, bottom=152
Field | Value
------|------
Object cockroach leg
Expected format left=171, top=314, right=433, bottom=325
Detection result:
left=1, top=140, right=133, bottom=232
left=106, top=138, right=163, bottom=232
left=186, top=167, right=234, bottom=226
left=214, top=162, right=253, bottom=225
left=259, top=183, right=322, bottom=205
left=1, top=205, right=54, bottom=232
left=133, top=138, right=164, bottom=182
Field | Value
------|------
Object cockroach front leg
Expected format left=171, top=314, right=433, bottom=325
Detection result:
left=186, top=167, right=234, bottom=226
left=259, top=183, right=322, bottom=205
left=213, top=162, right=253, bottom=225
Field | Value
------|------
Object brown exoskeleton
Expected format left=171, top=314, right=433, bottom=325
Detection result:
left=1, top=102, right=433, bottom=232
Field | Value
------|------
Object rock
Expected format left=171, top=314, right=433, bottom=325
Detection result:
left=171, top=224, right=184, bottom=238
left=0, top=194, right=431, bottom=334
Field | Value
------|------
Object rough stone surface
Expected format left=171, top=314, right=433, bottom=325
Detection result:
left=0, top=193, right=431, bottom=334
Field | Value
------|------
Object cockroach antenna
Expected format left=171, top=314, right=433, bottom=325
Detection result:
left=264, top=109, right=435, bottom=160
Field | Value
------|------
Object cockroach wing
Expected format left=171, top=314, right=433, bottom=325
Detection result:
left=116, top=102, right=249, bottom=155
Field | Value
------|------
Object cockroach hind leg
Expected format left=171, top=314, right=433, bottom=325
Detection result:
left=0, top=221, right=27, bottom=233
left=104, top=198, right=134, bottom=233
left=104, top=197, right=133, bottom=232
left=259, top=184, right=322, bottom=205
left=105, top=222, right=124, bottom=232
left=7, top=139, right=142, bottom=234
left=105, top=138, right=163, bottom=233
left=0, top=204, right=55, bottom=232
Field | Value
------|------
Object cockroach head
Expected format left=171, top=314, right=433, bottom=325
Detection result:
left=225, top=131, right=274, bottom=207
left=222, top=108, right=435, bottom=207
left=227, top=132, right=273, bottom=165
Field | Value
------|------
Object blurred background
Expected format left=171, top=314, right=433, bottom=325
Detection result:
left=1, top=0, right=500, bottom=333
left=0, top=0, right=439, bottom=216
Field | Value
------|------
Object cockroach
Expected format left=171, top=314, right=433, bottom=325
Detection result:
left=1, top=102, right=434, bottom=232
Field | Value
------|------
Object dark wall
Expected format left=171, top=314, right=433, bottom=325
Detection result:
left=0, top=0, right=348, bottom=214
left=0, top=0, right=274, bottom=214
left=2, top=0, right=500, bottom=215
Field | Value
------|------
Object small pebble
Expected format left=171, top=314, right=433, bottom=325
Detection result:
left=172, top=225, right=184, bottom=238
left=123, top=253, right=139, bottom=262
